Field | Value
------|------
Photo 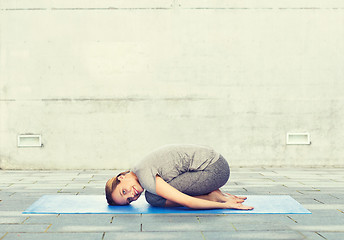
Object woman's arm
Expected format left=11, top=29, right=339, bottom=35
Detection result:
left=155, top=175, right=253, bottom=210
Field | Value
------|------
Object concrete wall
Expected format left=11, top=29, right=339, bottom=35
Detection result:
left=1, top=0, right=344, bottom=169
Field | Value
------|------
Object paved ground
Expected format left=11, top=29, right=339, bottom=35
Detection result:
left=0, top=167, right=343, bottom=240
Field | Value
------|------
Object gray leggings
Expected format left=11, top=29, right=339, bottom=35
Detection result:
left=145, top=155, right=230, bottom=207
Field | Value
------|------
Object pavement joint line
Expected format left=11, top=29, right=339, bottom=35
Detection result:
left=0, top=232, right=8, bottom=240
left=101, top=232, right=105, bottom=240
left=337, top=209, right=344, bottom=214
left=21, top=216, right=30, bottom=224
left=314, top=198, right=325, bottom=204
left=200, top=231, right=206, bottom=240
left=110, top=216, right=114, bottom=224
left=230, top=223, right=237, bottom=231
left=297, top=230, right=307, bottom=239
left=315, top=232, right=327, bottom=239
left=44, top=224, right=52, bottom=233
left=287, top=216, right=298, bottom=223
left=329, top=194, right=340, bottom=199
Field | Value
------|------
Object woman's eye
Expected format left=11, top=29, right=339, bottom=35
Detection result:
left=123, top=190, right=126, bottom=194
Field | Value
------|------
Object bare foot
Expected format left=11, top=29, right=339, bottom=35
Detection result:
left=208, top=190, right=241, bottom=203
left=208, top=190, right=224, bottom=202
left=209, top=189, right=248, bottom=203
left=223, top=192, right=247, bottom=200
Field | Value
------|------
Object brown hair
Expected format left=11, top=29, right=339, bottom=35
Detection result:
left=105, top=170, right=130, bottom=205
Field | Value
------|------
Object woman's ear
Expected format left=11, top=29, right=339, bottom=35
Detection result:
left=118, top=175, right=125, bottom=181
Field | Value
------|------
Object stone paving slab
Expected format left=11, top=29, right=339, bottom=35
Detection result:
left=232, top=222, right=290, bottom=231
left=203, top=230, right=308, bottom=240
left=23, top=215, right=60, bottom=224
left=198, top=214, right=295, bottom=224
left=3, top=232, right=103, bottom=240
left=299, top=232, right=329, bottom=240
left=0, top=216, right=27, bottom=224
left=104, top=231, right=205, bottom=240
left=289, top=213, right=344, bottom=226
left=318, top=232, right=344, bottom=240
left=0, top=198, right=38, bottom=211
left=1, top=167, right=343, bottom=240
left=141, top=215, right=206, bottom=232
left=42, top=214, right=142, bottom=233
left=290, top=224, right=344, bottom=232
left=47, top=224, right=140, bottom=233
left=0, top=224, right=50, bottom=233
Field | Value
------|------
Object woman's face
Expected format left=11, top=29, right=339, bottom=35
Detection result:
left=111, top=172, right=144, bottom=205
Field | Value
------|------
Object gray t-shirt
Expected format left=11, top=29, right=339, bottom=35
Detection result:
left=132, top=144, right=220, bottom=194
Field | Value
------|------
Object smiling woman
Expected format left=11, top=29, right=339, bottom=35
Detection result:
left=107, top=171, right=144, bottom=205
left=105, top=170, right=139, bottom=205
left=105, top=144, right=253, bottom=210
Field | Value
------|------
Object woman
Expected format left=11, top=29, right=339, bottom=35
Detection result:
left=105, top=144, right=253, bottom=210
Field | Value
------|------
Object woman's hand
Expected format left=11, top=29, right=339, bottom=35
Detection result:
left=222, top=200, right=254, bottom=210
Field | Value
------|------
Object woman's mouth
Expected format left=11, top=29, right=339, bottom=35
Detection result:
left=133, top=186, right=139, bottom=196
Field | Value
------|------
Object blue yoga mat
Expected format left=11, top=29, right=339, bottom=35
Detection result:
left=23, top=195, right=310, bottom=214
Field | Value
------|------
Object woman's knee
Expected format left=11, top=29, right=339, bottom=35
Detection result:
left=217, top=155, right=230, bottom=184
left=144, top=191, right=166, bottom=207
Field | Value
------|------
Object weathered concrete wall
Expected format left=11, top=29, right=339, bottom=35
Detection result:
left=1, top=0, right=344, bottom=169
